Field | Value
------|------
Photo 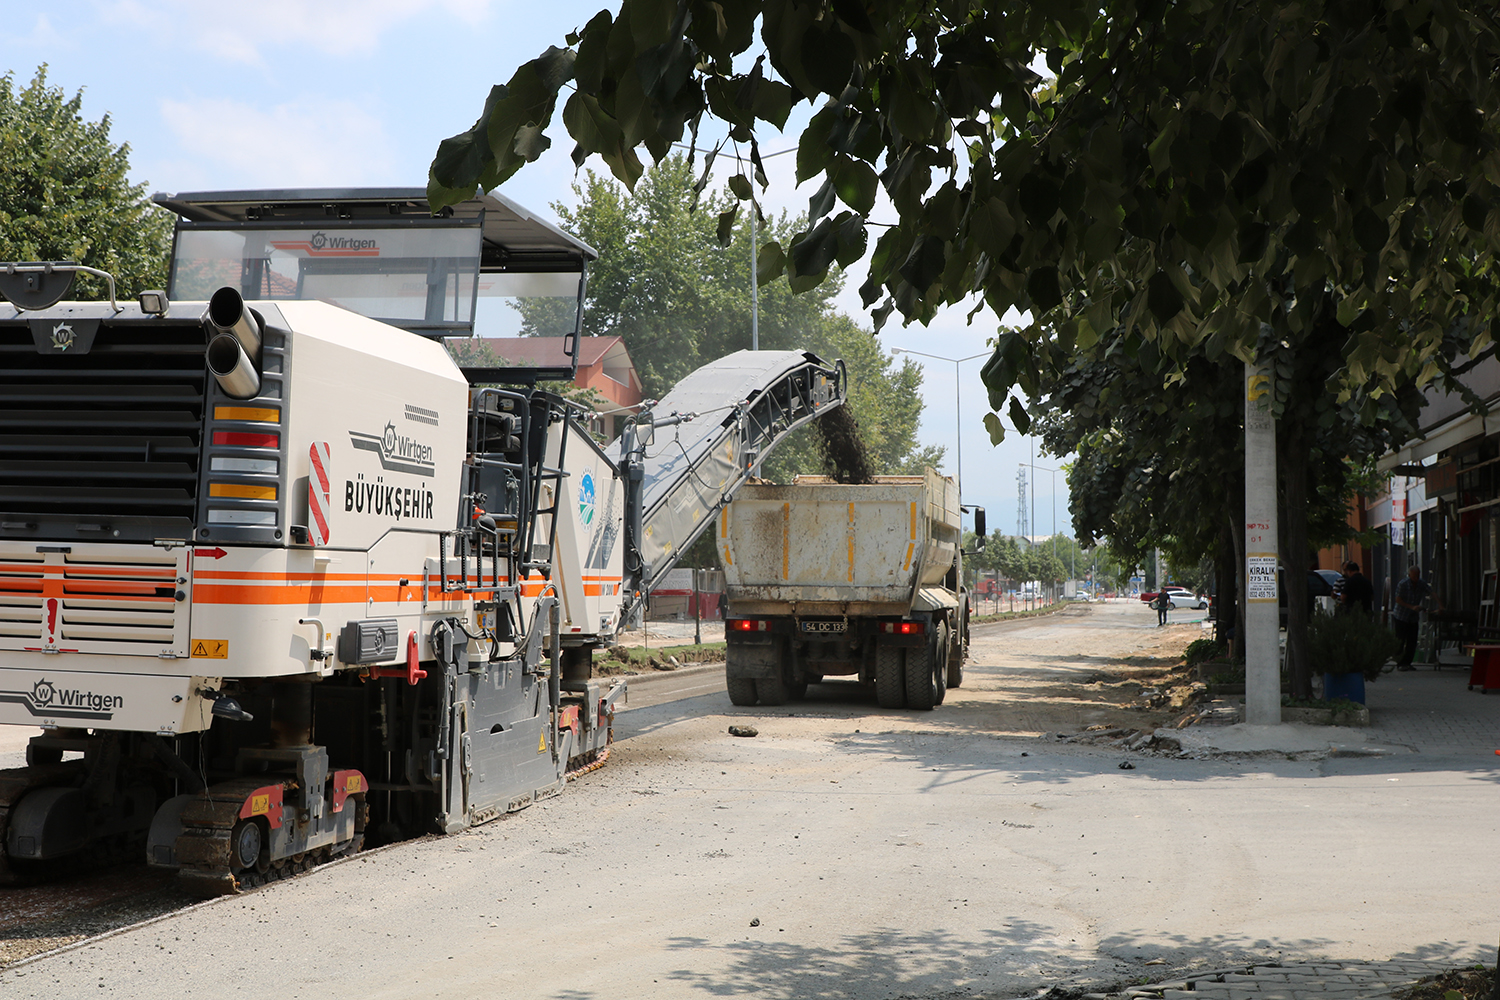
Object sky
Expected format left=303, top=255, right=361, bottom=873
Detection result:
left=2, top=0, right=1074, bottom=542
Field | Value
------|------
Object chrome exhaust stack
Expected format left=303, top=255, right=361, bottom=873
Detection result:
left=207, top=334, right=260, bottom=398
left=204, top=287, right=262, bottom=398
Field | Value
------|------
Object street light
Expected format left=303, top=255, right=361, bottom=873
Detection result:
left=889, top=348, right=988, bottom=503
left=1032, top=462, right=1071, bottom=601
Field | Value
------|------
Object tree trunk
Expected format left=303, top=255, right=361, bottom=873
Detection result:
left=1279, top=418, right=1314, bottom=700
left=1216, top=519, right=1236, bottom=648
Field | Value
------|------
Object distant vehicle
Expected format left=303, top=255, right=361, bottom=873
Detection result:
left=1162, top=587, right=1207, bottom=609
left=1143, top=587, right=1206, bottom=610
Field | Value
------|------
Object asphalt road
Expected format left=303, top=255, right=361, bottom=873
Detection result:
left=2, top=602, right=1494, bottom=1000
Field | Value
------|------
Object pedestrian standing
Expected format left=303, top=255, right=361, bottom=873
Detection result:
left=1391, top=564, right=1433, bottom=670
left=1340, top=561, right=1374, bottom=616
left=1154, top=587, right=1170, bottom=626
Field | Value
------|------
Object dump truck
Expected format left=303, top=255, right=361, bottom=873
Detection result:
left=0, top=186, right=844, bottom=893
left=719, top=472, right=983, bottom=710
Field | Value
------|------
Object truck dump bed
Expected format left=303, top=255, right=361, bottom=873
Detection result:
left=719, top=471, right=960, bottom=616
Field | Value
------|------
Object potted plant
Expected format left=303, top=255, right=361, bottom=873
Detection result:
left=1304, top=610, right=1401, bottom=704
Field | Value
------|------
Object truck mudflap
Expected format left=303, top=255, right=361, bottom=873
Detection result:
left=725, top=635, right=780, bottom=679
left=0, top=667, right=219, bottom=734
left=912, top=587, right=960, bottom=613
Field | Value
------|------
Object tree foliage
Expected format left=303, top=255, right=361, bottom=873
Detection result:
left=527, top=155, right=844, bottom=399
left=432, top=1, right=1500, bottom=697
left=0, top=66, right=173, bottom=298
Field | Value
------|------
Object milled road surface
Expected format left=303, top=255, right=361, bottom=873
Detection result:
left=1, top=602, right=1494, bottom=999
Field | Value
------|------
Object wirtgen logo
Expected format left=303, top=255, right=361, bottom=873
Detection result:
left=349, top=422, right=435, bottom=478
left=0, top=677, right=123, bottom=720
left=268, top=232, right=381, bottom=257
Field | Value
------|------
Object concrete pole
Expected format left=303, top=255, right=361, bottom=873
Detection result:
left=750, top=202, right=759, bottom=351
left=1243, top=361, right=1281, bottom=725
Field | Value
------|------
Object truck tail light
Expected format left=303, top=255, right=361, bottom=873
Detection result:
left=730, top=619, right=769, bottom=632
left=212, top=431, right=280, bottom=448
left=881, top=622, right=924, bottom=635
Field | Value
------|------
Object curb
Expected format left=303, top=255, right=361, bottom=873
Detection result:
left=609, top=660, right=725, bottom=688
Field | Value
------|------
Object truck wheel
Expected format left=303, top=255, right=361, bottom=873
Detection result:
left=933, top=622, right=950, bottom=706
left=945, top=621, right=964, bottom=689
left=875, top=643, right=906, bottom=709
left=905, top=634, right=939, bottom=711
left=756, top=674, right=789, bottom=706
left=726, top=677, right=758, bottom=706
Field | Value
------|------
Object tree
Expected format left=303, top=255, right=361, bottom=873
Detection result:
left=429, top=2, right=1500, bottom=698
left=524, top=154, right=942, bottom=485
left=532, top=155, right=843, bottom=399
left=0, top=66, right=173, bottom=298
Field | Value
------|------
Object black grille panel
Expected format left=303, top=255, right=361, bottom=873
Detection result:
left=0, top=320, right=207, bottom=541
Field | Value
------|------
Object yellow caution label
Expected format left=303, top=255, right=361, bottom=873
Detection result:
left=192, top=639, right=229, bottom=659
left=345, top=774, right=362, bottom=793
left=250, top=794, right=270, bottom=815
left=537, top=728, right=548, bottom=754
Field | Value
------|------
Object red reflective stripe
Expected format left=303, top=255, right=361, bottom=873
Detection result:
left=213, top=431, right=280, bottom=447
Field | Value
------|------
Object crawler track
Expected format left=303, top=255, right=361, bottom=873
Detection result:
left=174, top=778, right=366, bottom=898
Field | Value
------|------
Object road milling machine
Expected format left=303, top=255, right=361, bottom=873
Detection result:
left=0, top=187, right=845, bottom=894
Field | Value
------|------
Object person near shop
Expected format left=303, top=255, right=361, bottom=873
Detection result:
left=1340, top=561, right=1374, bottom=616
left=1392, top=564, right=1434, bottom=670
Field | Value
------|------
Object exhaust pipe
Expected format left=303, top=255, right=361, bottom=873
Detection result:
left=207, top=334, right=261, bottom=398
left=207, top=286, right=261, bottom=356
left=204, top=286, right=262, bottom=399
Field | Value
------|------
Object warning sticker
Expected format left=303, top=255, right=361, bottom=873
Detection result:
left=192, top=639, right=229, bottom=659
left=1246, top=556, right=1278, bottom=602
left=537, top=728, right=548, bottom=754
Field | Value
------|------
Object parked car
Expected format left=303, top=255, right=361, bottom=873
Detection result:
left=1162, top=587, right=1207, bottom=609
left=1142, top=587, right=1206, bottom=609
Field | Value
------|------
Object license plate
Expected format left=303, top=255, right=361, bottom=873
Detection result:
left=801, top=620, right=846, bottom=633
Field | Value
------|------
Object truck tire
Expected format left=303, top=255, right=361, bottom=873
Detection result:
left=756, top=673, right=789, bottom=706
left=905, top=632, right=940, bottom=711
left=933, top=622, right=950, bottom=706
left=726, top=677, right=758, bottom=706
left=947, top=608, right=966, bottom=688
left=875, top=643, right=906, bottom=709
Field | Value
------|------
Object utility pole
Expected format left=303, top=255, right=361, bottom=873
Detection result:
left=749, top=202, right=759, bottom=351
left=1243, top=362, right=1281, bottom=725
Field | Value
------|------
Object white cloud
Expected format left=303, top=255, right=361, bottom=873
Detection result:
left=9, top=13, right=66, bottom=52
left=158, top=96, right=397, bottom=187
left=99, top=0, right=494, bottom=65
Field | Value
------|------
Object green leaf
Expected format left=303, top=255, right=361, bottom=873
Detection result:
left=752, top=80, right=796, bottom=129
left=788, top=216, right=839, bottom=287
left=801, top=23, right=856, bottom=96
left=716, top=204, right=739, bottom=247
left=511, top=124, right=551, bottom=161
left=835, top=212, right=867, bottom=268
left=1083, top=220, right=1120, bottom=260
left=983, top=411, right=1007, bottom=445
left=1017, top=174, right=1060, bottom=224
left=727, top=173, right=753, bottom=200
left=808, top=177, right=837, bottom=224
left=1147, top=271, right=1184, bottom=323
left=1237, top=222, right=1270, bottom=263
left=1352, top=208, right=1388, bottom=253
left=1008, top=396, right=1032, bottom=434
left=756, top=240, right=786, bottom=284
left=797, top=109, right=837, bottom=183
left=832, top=158, right=878, bottom=214
left=1027, top=266, right=1063, bottom=312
